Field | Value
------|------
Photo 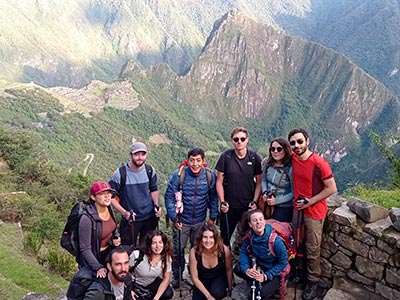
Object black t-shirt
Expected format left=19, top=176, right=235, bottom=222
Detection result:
left=215, top=149, right=262, bottom=209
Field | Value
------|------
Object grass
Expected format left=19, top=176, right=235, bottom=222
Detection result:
left=0, top=222, right=69, bottom=300
left=343, top=185, right=400, bottom=209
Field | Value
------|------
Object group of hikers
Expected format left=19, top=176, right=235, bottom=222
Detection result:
left=65, top=126, right=337, bottom=300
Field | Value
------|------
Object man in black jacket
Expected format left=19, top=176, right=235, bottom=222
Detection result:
left=68, top=247, right=134, bottom=300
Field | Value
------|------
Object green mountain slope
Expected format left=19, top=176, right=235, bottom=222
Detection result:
left=0, top=222, right=68, bottom=299
left=275, top=0, right=400, bottom=98
left=0, top=12, right=398, bottom=191
left=0, top=0, right=307, bottom=87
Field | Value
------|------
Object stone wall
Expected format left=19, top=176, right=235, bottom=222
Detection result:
left=321, top=196, right=400, bottom=300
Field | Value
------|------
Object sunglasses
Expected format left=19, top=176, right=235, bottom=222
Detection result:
left=233, top=137, right=247, bottom=143
left=290, top=139, right=305, bottom=146
left=270, top=146, right=283, bottom=153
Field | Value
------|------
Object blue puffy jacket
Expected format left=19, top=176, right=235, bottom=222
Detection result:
left=165, top=166, right=219, bottom=224
left=240, top=224, right=288, bottom=280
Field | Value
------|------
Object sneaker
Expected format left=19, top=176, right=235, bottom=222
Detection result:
left=302, top=281, right=318, bottom=300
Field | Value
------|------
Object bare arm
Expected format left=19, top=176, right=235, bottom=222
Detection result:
left=151, top=190, right=162, bottom=217
left=189, top=248, right=215, bottom=300
left=224, top=245, right=233, bottom=292
left=253, top=173, right=262, bottom=202
left=299, top=177, right=337, bottom=210
left=151, top=190, right=160, bottom=207
left=216, top=171, right=225, bottom=203
left=111, top=198, right=130, bottom=220
left=216, top=171, right=229, bottom=213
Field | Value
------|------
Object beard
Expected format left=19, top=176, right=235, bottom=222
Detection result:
left=111, top=269, right=129, bottom=282
left=132, top=159, right=145, bottom=167
left=293, top=146, right=307, bottom=157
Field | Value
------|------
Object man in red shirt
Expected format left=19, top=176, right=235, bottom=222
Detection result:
left=288, top=128, right=337, bottom=300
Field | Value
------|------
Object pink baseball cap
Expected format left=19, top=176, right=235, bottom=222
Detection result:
left=90, top=181, right=114, bottom=195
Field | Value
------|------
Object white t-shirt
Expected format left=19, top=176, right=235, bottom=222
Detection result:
left=130, top=250, right=172, bottom=287
left=108, top=273, right=124, bottom=300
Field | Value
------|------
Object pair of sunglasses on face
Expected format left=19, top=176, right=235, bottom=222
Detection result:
left=270, top=146, right=283, bottom=153
left=232, top=137, right=247, bottom=143
left=289, top=139, right=305, bottom=146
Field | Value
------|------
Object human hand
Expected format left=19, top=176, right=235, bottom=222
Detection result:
left=96, top=267, right=107, bottom=278
left=248, top=201, right=257, bottom=211
left=296, top=196, right=310, bottom=210
left=174, top=221, right=182, bottom=230
left=220, top=201, right=229, bottom=213
left=154, top=205, right=162, bottom=218
left=267, top=195, right=275, bottom=206
left=112, top=237, right=121, bottom=247
left=132, top=290, right=138, bottom=300
left=123, top=210, right=136, bottom=222
left=208, top=219, right=215, bottom=225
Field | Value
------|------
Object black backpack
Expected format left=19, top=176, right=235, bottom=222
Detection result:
left=66, top=265, right=98, bottom=300
left=60, top=201, right=95, bottom=258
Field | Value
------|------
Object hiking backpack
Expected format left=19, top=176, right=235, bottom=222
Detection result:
left=244, top=220, right=296, bottom=300
left=60, top=201, right=95, bottom=258
left=66, top=265, right=97, bottom=300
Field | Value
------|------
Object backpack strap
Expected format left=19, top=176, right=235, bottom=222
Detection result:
left=144, top=164, right=153, bottom=182
left=129, top=250, right=145, bottom=273
left=178, top=166, right=212, bottom=191
left=178, top=165, right=185, bottom=191
left=118, top=164, right=127, bottom=191
left=119, top=163, right=153, bottom=192
left=268, top=231, right=278, bottom=257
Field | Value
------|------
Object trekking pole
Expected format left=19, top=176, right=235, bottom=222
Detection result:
left=155, top=204, right=160, bottom=230
left=294, top=209, right=305, bottom=300
left=175, top=191, right=184, bottom=298
left=128, top=210, right=136, bottom=248
left=250, top=257, right=257, bottom=300
left=256, top=268, right=262, bottom=300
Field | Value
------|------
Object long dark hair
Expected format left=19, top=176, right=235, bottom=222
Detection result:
left=194, top=224, right=224, bottom=257
left=266, top=137, right=292, bottom=167
left=140, top=230, right=173, bottom=275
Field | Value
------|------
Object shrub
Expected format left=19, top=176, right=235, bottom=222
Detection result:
left=23, top=232, right=43, bottom=255
left=39, top=246, right=77, bottom=279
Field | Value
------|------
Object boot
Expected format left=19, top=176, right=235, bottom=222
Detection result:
left=302, top=281, right=318, bottom=300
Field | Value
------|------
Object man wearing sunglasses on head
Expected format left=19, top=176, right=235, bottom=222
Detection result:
left=215, top=126, right=262, bottom=247
left=288, top=128, right=337, bottom=300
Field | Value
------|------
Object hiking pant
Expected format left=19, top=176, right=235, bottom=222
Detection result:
left=292, top=209, right=324, bottom=282
left=192, top=275, right=227, bottom=300
left=147, top=277, right=174, bottom=300
left=172, top=221, right=205, bottom=281
left=120, top=215, right=157, bottom=247
left=220, top=207, right=247, bottom=246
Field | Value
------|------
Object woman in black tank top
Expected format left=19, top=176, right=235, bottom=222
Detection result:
left=189, top=224, right=233, bottom=300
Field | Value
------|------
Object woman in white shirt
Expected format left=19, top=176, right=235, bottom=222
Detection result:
left=130, top=230, right=174, bottom=300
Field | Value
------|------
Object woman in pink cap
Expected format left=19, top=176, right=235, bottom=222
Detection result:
left=78, top=181, right=121, bottom=278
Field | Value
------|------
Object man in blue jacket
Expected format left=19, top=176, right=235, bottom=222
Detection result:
left=165, top=147, right=219, bottom=288
left=238, top=209, right=288, bottom=299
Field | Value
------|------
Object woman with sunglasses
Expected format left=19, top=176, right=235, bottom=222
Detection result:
left=259, top=137, right=294, bottom=222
